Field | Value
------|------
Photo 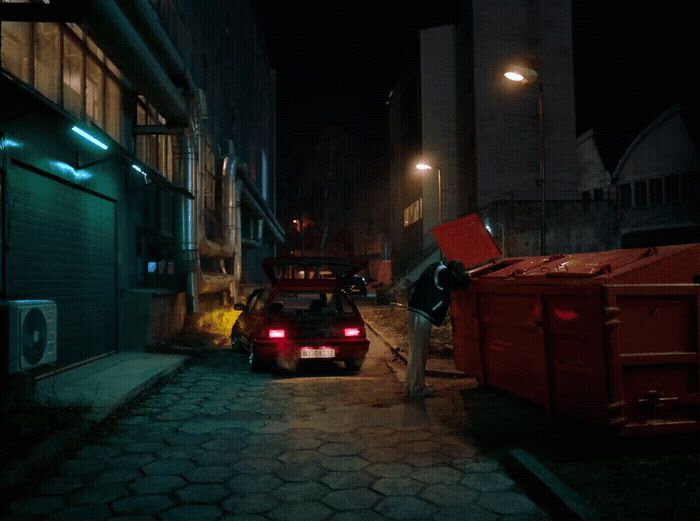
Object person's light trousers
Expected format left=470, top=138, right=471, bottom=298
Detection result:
left=405, top=310, right=433, bottom=396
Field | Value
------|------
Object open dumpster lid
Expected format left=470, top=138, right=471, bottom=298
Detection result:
left=432, top=213, right=502, bottom=269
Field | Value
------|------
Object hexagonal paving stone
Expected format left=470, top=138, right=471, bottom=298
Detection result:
left=329, top=510, right=385, bottom=521
left=411, top=465, right=463, bottom=484
left=365, top=462, right=413, bottom=478
left=320, top=456, right=369, bottom=471
left=283, top=437, right=322, bottom=450
left=223, top=492, right=280, bottom=514
left=46, top=504, right=112, bottom=521
left=451, top=458, right=501, bottom=473
left=110, top=453, right=155, bottom=468
left=91, top=468, right=141, bottom=485
left=241, top=443, right=286, bottom=458
left=110, top=494, right=173, bottom=515
left=168, top=433, right=214, bottom=446
left=176, top=484, right=230, bottom=503
left=420, top=484, right=479, bottom=506
left=433, top=504, right=499, bottom=521
left=141, top=458, right=195, bottom=476
left=461, top=472, right=515, bottom=492
left=275, top=463, right=326, bottom=482
left=321, top=471, right=375, bottom=490
left=10, top=495, right=64, bottom=516
left=67, top=483, right=130, bottom=505
left=374, top=496, right=438, bottom=520
left=62, top=457, right=107, bottom=477
left=388, top=429, right=433, bottom=442
left=360, top=446, right=407, bottom=463
left=477, top=492, right=538, bottom=515
left=401, top=452, right=451, bottom=467
left=278, top=449, right=325, bottom=465
left=273, top=481, right=331, bottom=502
left=269, top=500, right=333, bottom=521
left=233, top=457, right=282, bottom=474
left=160, top=505, right=223, bottom=521
left=193, top=450, right=243, bottom=466
left=130, top=475, right=187, bottom=494
left=39, top=476, right=84, bottom=495
left=322, top=488, right=381, bottom=511
left=399, top=440, right=442, bottom=454
left=318, top=443, right=362, bottom=456
left=371, top=477, right=424, bottom=497
left=183, top=465, right=235, bottom=483
left=227, top=473, right=282, bottom=494
left=122, top=441, right=167, bottom=453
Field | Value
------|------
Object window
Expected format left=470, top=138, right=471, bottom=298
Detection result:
left=665, top=175, right=679, bottom=203
left=62, top=33, right=83, bottom=116
left=85, top=55, right=104, bottom=127
left=1, top=21, right=32, bottom=83
left=34, top=23, right=60, bottom=103
left=649, top=178, right=663, bottom=205
left=618, top=184, right=632, bottom=208
left=634, top=181, right=647, bottom=207
left=105, top=75, right=122, bottom=142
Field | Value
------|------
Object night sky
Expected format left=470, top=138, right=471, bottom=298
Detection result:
left=255, top=1, right=700, bottom=193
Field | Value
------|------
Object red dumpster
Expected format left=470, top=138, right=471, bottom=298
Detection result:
left=443, top=234, right=700, bottom=434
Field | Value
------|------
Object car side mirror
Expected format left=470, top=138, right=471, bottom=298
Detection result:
left=234, top=303, right=246, bottom=312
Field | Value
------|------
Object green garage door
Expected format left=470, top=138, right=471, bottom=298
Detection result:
left=7, top=165, right=117, bottom=370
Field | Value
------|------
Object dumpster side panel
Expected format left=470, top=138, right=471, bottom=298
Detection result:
left=479, top=292, right=550, bottom=407
left=547, top=294, right=610, bottom=423
left=606, top=285, right=699, bottom=433
left=450, top=289, right=483, bottom=380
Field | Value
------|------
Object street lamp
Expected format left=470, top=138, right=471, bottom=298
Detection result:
left=504, top=65, right=546, bottom=255
left=415, top=162, right=442, bottom=225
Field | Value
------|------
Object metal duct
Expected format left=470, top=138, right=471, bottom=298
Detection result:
left=118, top=0, right=198, bottom=96
left=85, top=0, right=188, bottom=125
left=176, top=130, right=198, bottom=313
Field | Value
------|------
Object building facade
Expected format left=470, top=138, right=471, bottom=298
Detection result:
left=0, top=0, right=283, bottom=373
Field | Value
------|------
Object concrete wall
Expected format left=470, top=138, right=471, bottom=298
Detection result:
left=472, top=0, right=577, bottom=205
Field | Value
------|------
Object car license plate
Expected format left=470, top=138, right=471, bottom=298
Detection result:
left=300, top=347, right=335, bottom=359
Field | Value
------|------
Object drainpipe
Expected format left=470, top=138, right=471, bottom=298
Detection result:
left=176, top=130, right=197, bottom=314
left=223, top=156, right=241, bottom=301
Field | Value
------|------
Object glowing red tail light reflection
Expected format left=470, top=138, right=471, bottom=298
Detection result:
left=268, top=329, right=286, bottom=338
left=344, top=327, right=361, bottom=337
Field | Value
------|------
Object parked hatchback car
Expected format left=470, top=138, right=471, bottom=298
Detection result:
left=232, top=257, right=370, bottom=372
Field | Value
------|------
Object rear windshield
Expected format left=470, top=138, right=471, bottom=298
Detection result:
left=271, top=291, right=355, bottom=318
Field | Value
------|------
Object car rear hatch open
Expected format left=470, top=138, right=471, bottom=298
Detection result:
left=262, top=257, right=366, bottom=290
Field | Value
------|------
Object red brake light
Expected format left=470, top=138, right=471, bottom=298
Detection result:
left=344, top=327, right=361, bottom=337
left=554, top=309, right=579, bottom=321
left=268, top=329, right=286, bottom=338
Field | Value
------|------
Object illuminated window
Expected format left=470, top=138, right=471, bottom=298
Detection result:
left=85, top=55, right=104, bottom=127
left=34, top=23, right=60, bottom=103
left=1, top=21, right=32, bottom=83
left=62, top=33, right=84, bottom=116
left=105, top=75, right=122, bottom=142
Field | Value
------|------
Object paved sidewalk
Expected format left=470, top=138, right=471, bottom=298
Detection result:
left=9, top=333, right=546, bottom=520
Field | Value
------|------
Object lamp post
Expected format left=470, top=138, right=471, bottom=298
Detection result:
left=415, top=162, right=442, bottom=225
left=292, top=218, right=305, bottom=257
left=504, top=65, right=546, bottom=255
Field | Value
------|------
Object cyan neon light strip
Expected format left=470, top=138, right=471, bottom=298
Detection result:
left=71, top=126, right=108, bottom=150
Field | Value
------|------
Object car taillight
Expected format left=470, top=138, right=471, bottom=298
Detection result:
left=344, top=327, right=361, bottom=337
left=268, top=329, right=286, bottom=339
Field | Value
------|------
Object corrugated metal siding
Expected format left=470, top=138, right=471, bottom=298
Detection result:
left=6, top=165, right=116, bottom=370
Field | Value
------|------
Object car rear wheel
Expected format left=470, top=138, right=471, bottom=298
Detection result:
left=249, top=341, right=264, bottom=372
left=345, top=356, right=365, bottom=372
left=231, top=327, right=243, bottom=352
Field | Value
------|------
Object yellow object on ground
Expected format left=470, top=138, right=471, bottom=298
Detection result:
left=195, top=308, right=242, bottom=337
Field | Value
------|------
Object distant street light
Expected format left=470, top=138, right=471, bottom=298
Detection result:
left=415, top=162, right=442, bottom=225
left=292, top=218, right=305, bottom=256
left=504, top=64, right=546, bottom=255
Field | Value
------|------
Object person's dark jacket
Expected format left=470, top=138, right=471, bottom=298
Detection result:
left=408, top=261, right=470, bottom=326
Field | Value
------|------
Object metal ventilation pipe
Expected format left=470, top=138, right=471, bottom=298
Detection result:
left=223, top=155, right=242, bottom=301
left=176, top=130, right=198, bottom=313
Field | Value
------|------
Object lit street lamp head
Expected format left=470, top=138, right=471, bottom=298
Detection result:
left=415, top=162, right=433, bottom=171
left=504, top=65, right=538, bottom=85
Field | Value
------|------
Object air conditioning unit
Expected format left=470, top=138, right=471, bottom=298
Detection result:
left=1, top=300, right=57, bottom=374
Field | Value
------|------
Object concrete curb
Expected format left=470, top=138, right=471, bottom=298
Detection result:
left=504, top=449, right=600, bottom=521
left=0, top=355, right=188, bottom=507
left=362, top=319, right=467, bottom=379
